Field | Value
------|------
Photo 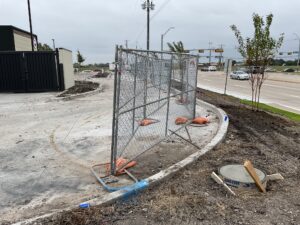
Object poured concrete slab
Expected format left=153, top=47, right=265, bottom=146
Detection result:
left=0, top=77, right=220, bottom=224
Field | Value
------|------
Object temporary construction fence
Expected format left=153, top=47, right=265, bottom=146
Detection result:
left=108, top=47, right=199, bottom=175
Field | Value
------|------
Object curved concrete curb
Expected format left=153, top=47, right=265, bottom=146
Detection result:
left=85, top=99, right=229, bottom=205
left=14, top=99, right=228, bottom=225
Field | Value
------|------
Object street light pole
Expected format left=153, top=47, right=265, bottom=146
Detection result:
left=161, top=27, right=175, bottom=52
left=142, top=0, right=155, bottom=50
left=293, top=33, right=300, bottom=72
left=27, top=0, right=34, bottom=51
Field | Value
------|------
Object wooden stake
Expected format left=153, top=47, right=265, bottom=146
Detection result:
left=211, top=172, right=236, bottom=196
left=244, top=160, right=266, bottom=193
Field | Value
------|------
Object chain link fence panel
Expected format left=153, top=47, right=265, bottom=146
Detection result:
left=111, top=47, right=198, bottom=174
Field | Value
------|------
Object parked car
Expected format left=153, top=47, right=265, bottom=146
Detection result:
left=208, top=66, right=217, bottom=71
left=201, top=66, right=217, bottom=71
left=283, top=68, right=295, bottom=72
left=80, top=70, right=92, bottom=74
left=245, top=66, right=262, bottom=74
left=230, top=71, right=249, bottom=80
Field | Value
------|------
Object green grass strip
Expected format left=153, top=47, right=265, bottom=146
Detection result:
left=240, top=99, right=300, bottom=122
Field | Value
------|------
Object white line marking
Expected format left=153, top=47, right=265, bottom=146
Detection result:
left=273, top=104, right=300, bottom=113
left=264, top=84, right=300, bottom=91
left=285, top=94, right=300, bottom=99
left=233, top=84, right=246, bottom=88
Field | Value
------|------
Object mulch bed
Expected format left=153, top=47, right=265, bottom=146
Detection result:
left=34, top=88, right=300, bottom=225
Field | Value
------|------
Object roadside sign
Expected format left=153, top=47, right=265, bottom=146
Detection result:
left=224, top=59, right=232, bottom=95
left=215, top=48, right=224, bottom=53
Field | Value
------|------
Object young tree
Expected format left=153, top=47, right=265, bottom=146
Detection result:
left=77, top=50, right=85, bottom=67
left=231, top=13, right=284, bottom=110
left=37, top=43, right=52, bottom=51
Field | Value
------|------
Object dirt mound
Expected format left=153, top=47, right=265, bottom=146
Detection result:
left=58, top=81, right=99, bottom=97
left=92, top=71, right=110, bottom=78
left=35, top=88, right=300, bottom=225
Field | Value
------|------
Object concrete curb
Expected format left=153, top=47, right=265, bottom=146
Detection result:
left=14, top=99, right=228, bottom=225
left=86, top=99, right=229, bottom=205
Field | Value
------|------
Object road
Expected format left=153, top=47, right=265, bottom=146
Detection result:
left=197, top=71, right=300, bottom=114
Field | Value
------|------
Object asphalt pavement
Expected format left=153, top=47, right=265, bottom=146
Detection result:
left=198, top=71, right=300, bottom=114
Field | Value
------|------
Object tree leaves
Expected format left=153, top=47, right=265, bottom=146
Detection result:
left=230, top=13, right=284, bottom=111
left=167, top=41, right=185, bottom=53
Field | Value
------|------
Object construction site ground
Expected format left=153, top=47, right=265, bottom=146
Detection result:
left=37, top=88, right=300, bottom=225
left=0, top=77, right=219, bottom=225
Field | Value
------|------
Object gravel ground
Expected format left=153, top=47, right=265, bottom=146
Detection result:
left=35, top=88, right=300, bottom=225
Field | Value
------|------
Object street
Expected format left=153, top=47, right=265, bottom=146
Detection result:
left=198, top=71, right=300, bottom=114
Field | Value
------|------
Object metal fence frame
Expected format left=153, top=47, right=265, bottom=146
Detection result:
left=110, top=46, right=199, bottom=175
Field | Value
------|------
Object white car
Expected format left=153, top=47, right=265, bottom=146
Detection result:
left=230, top=71, right=249, bottom=80
left=208, top=66, right=217, bottom=71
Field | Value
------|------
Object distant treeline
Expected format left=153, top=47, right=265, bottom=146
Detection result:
left=232, top=58, right=299, bottom=66
left=269, top=59, right=299, bottom=66
left=73, top=63, right=109, bottom=68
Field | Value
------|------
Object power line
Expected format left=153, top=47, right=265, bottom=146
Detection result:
left=150, top=0, right=172, bottom=20
left=134, top=0, right=172, bottom=44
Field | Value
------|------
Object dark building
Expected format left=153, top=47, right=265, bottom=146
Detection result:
left=0, top=25, right=38, bottom=51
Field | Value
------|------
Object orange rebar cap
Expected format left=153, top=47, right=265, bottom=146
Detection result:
left=175, top=117, right=188, bottom=125
left=192, top=117, right=209, bottom=124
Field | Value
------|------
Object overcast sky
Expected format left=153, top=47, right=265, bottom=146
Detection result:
left=1, top=0, right=299, bottom=63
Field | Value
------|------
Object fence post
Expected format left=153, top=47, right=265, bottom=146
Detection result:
left=158, top=59, right=163, bottom=108
left=143, top=58, right=148, bottom=118
left=132, top=54, right=138, bottom=135
left=193, top=56, right=199, bottom=118
left=165, top=55, right=173, bottom=136
left=111, top=45, right=119, bottom=175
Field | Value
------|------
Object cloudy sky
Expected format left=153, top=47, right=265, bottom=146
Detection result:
left=1, top=0, right=299, bottom=63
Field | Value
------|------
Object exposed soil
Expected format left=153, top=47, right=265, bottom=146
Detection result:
left=92, top=71, right=110, bottom=78
left=32, top=88, right=300, bottom=225
left=58, top=81, right=99, bottom=97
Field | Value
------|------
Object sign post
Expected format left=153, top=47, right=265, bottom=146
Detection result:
left=224, top=59, right=232, bottom=95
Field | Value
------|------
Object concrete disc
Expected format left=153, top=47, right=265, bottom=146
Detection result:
left=219, top=164, right=265, bottom=184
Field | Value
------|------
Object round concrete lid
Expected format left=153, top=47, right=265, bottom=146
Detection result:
left=219, top=164, right=265, bottom=183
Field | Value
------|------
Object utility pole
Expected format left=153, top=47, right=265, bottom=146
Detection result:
left=125, top=40, right=129, bottom=49
left=208, top=42, right=212, bottom=65
left=27, top=0, right=34, bottom=51
left=294, top=33, right=300, bottom=72
left=142, top=0, right=155, bottom=50
left=219, top=44, right=225, bottom=69
left=52, top=39, right=56, bottom=50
